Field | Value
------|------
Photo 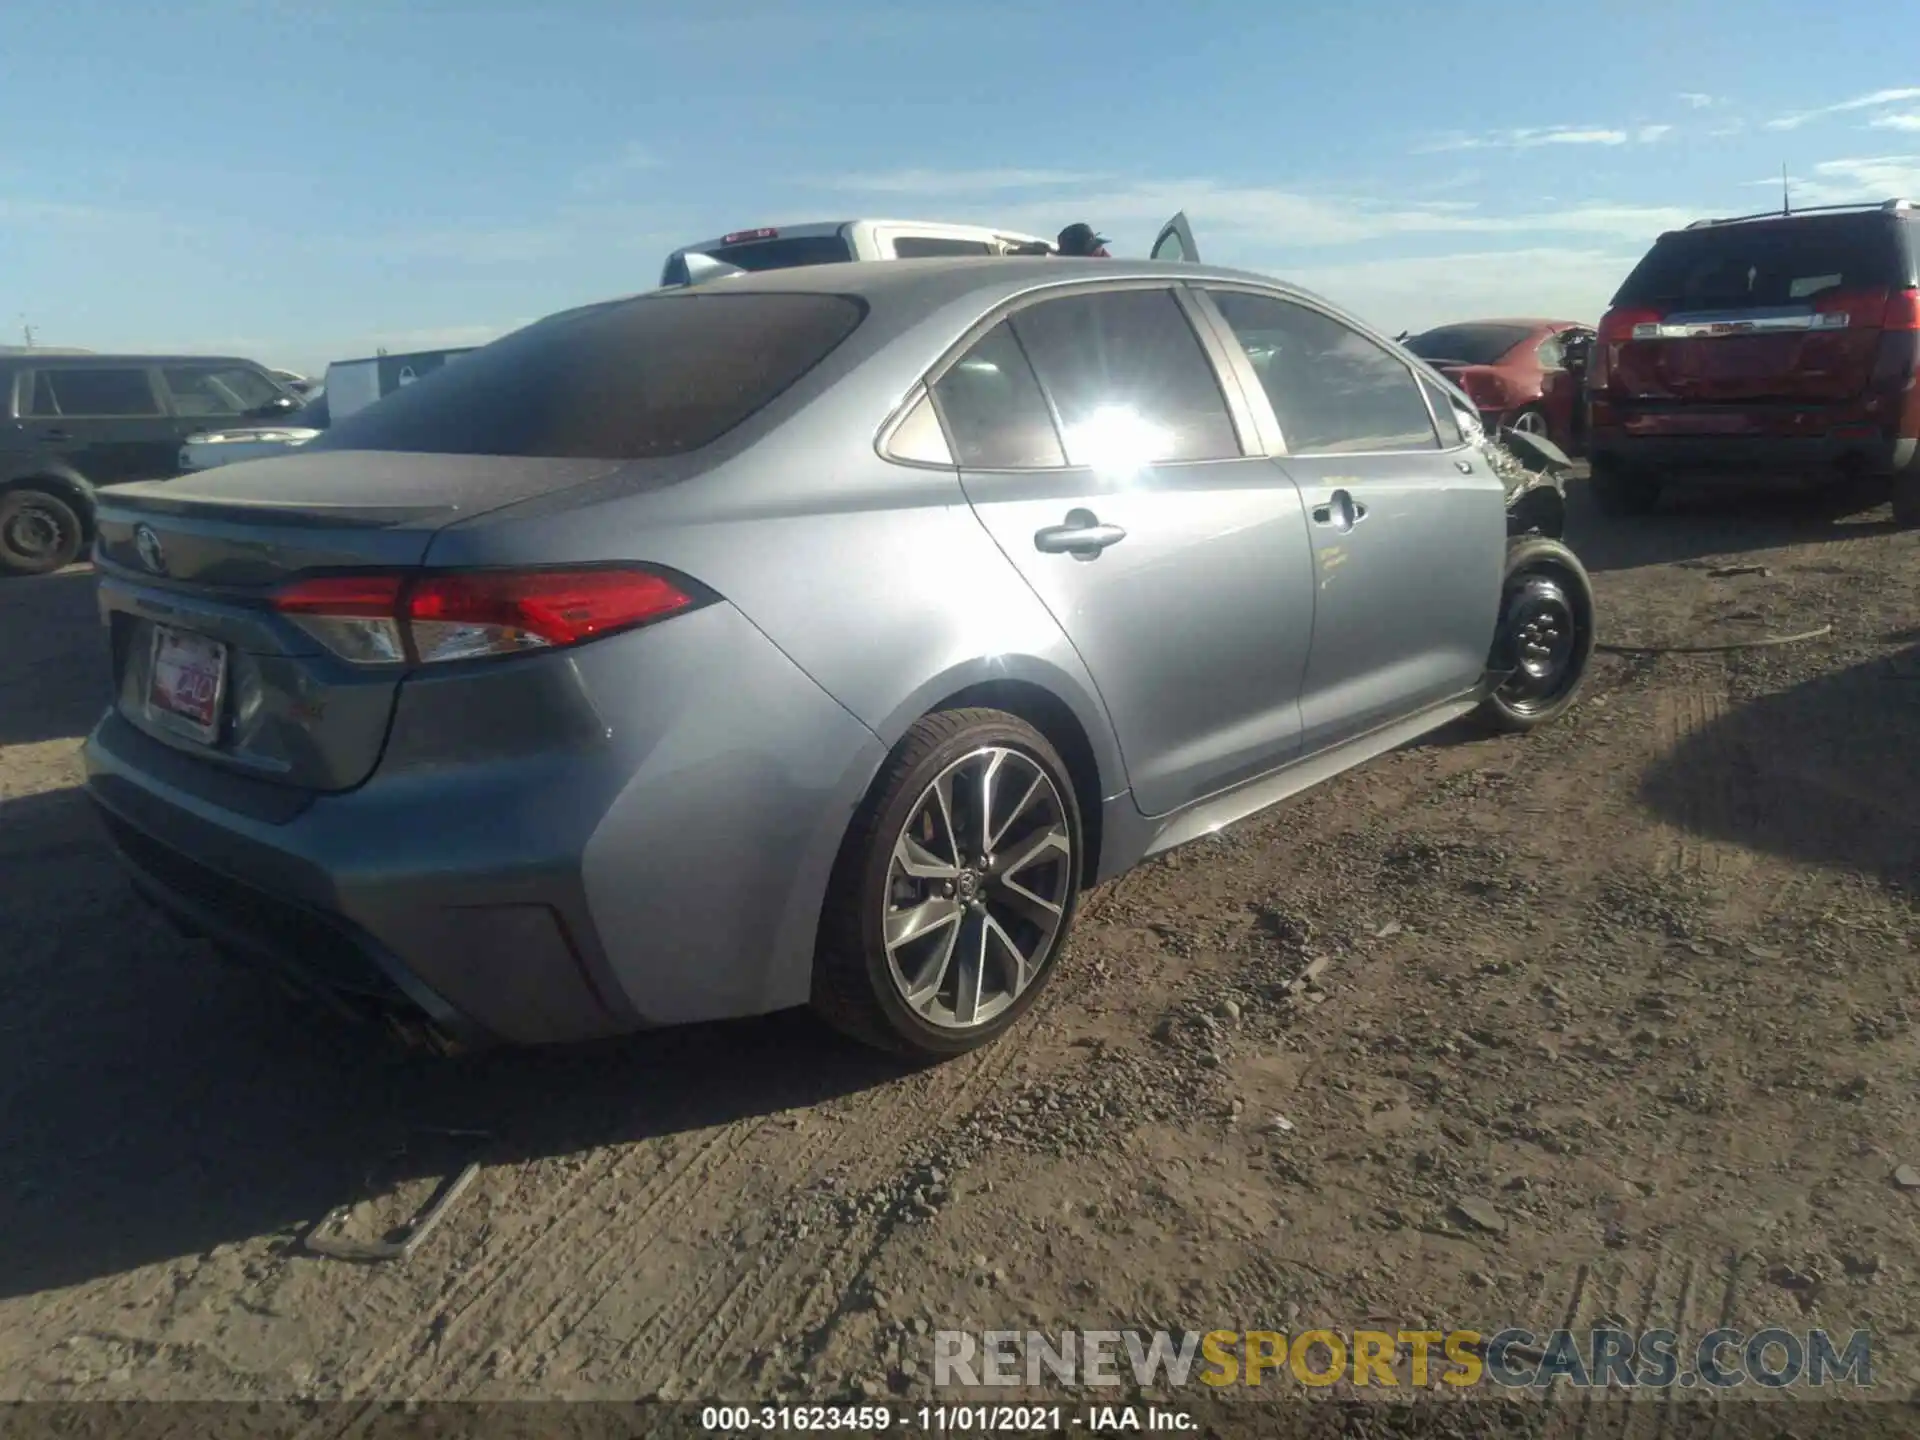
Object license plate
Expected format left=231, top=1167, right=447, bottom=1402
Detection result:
left=146, top=624, right=228, bottom=744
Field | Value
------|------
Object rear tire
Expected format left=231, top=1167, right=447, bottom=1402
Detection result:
left=1474, top=537, right=1596, bottom=734
left=1587, top=458, right=1661, bottom=518
left=1893, top=471, right=1920, bottom=529
left=811, top=708, right=1084, bottom=1060
left=0, top=488, right=84, bottom=576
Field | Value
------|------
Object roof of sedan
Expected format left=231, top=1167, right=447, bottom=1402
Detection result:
left=660, top=255, right=1296, bottom=307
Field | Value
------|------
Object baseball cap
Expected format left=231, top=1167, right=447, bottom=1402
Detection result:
left=1057, top=222, right=1111, bottom=255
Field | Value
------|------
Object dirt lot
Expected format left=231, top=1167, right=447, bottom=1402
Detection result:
left=1, top=479, right=1917, bottom=1420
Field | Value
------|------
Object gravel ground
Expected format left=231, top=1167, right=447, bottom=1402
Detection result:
left=1, top=478, right=1916, bottom=1425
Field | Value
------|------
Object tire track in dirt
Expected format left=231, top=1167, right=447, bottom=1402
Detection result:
left=1651, top=677, right=1755, bottom=884
left=300, top=1118, right=771, bottom=1428
left=596, top=939, right=1141, bottom=1396
left=428, top=996, right=1061, bottom=1402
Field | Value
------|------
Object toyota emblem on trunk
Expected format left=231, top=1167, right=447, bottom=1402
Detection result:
left=133, top=524, right=167, bottom=575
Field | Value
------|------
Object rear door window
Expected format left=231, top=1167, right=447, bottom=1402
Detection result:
left=1614, top=216, right=1907, bottom=309
left=1010, top=288, right=1240, bottom=464
left=31, top=368, right=162, bottom=417
left=931, top=321, right=1065, bottom=469
left=1417, top=373, right=1468, bottom=447
left=1208, top=290, right=1439, bottom=454
left=309, top=292, right=865, bottom=460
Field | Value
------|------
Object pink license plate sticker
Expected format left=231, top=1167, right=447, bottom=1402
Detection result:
left=146, top=625, right=228, bottom=742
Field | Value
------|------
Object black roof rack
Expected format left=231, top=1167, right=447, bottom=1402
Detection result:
left=1684, top=197, right=1911, bottom=230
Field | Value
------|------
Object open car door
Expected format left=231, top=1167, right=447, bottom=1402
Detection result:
left=1150, top=211, right=1200, bottom=263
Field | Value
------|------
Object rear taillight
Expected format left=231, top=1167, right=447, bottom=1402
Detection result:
left=1870, top=290, right=1920, bottom=388
left=407, top=569, right=695, bottom=662
left=271, top=566, right=700, bottom=666
left=1591, top=306, right=1662, bottom=392
left=273, top=574, right=410, bottom=664
left=1596, top=306, right=1662, bottom=344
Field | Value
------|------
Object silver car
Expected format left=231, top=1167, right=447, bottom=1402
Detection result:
left=83, top=255, right=1595, bottom=1060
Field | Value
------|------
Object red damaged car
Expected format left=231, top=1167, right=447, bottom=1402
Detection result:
left=1404, top=318, right=1595, bottom=452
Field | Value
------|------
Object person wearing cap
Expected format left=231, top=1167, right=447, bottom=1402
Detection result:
left=1056, top=222, right=1111, bottom=257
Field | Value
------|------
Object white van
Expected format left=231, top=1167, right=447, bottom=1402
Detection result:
left=660, top=219, right=1056, bottom=286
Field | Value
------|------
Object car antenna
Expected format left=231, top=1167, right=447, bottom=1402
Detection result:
left=1781, top=162, right=1791, bottom=216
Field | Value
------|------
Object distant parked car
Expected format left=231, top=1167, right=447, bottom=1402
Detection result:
left=84, top=245, right=1596, bottom=1063
left=1587, top=198, right=1920, bottom=521
left=269, top=369, right=319, bottom=396
left=1404, top=319, right=1595, bottom=454
left=0, top=353, right=301, bottom=575
left=179, top=388, right=330, bottom=472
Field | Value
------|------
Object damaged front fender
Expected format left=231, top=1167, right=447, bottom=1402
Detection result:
left=1485, top=428, right=1570, bottom=540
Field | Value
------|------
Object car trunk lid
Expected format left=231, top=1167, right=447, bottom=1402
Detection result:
left=1601, top=212, right=1914, bottom=406
left=92, top=450, right=622, bottom=793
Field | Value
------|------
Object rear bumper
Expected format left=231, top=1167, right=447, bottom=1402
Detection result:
left=84, top=600, right=886, bottom=1048
left=1590, top=428, right=1917, bottom=480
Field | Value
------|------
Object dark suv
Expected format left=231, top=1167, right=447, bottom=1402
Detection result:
left=0, top=354, right=300, bottom=575
left=1586, top=199, right=1920, bottom=522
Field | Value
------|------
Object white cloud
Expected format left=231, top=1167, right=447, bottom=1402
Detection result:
left=1419, top=125, right=1630, bottom=154
left=1869, top=112, right=1920, bottom=132
left=1785, top=154, right=1920, bottom=205
left=572, top=143, right=664, bottom=196
left=1767, top=87, right=1920, bottom=130
left=817, top=167, right=1109, bottom=195
left=1708, top=119, right=1747, bottom=137
left=1678, top=92, right=1716, bottom=109
left=1, top=196, right=200, bottom=238
left=1637, top=125, right=1674, bottom=143
left=1276, top=246, right=1636, bottom=336
left=815, top=171, right=1693, bottom=251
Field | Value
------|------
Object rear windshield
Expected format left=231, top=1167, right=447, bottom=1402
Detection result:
left=1404, top=324, right=1532, bottom=366
left=307, top=292, right=865, bottom=460
left=1613, top=215, right=1911, bottom=310
left=661, top=234, right=855, bottom=286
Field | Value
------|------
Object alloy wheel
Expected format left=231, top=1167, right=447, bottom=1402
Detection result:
left=881, top=746, right=1074, bottom=1030
left=3, top=503, right=66, bottom=564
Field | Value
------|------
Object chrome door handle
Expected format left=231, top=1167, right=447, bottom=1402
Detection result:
left=1310, top=490, right=1366, bottom=530
left=1034, top=508, right=1127, bottom=558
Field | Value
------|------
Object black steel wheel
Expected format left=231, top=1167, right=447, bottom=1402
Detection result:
left=1475, top=537, right=1596, bottom=734
left=0, top=488, right=83, bottom=577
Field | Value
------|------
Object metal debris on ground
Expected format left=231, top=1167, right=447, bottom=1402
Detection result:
left=304, top=1162, right=482, bottom=1262
left=1596, top=624, right=1832, bottom=656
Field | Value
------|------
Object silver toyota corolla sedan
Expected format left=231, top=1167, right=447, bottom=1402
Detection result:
left=83, top=256, right=1596, bottom=1060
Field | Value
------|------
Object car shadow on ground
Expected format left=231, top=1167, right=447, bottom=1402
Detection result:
left=0, top=787, right=917, bottom=1301
left=1638, top=645, right=1920, bottom=886
left=1564, top=475, right=1903, bottom=575
left=0, top=566, right=110, bottom=747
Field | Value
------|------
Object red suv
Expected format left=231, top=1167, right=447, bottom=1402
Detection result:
left=1587, top=199, right=1920, bottom=524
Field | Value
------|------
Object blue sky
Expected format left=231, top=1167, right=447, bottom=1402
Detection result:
left=4, top=0, right=1918, bottom=373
